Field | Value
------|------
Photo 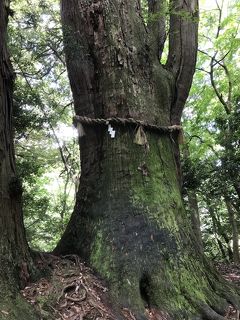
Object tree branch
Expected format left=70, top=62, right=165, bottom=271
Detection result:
left=198, top=48, right=230, bottom=67
left=166, top=0, right=199, bottom=124
left=215, top=0, right=224, bottom=39
left=196, top=67, right=209, bottom=74
left=198, top=0, right=233, bottom=115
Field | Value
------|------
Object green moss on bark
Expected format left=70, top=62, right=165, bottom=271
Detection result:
left=56, top=128, right=240, bottom=319
left=0, top=296, right=40, bottom=320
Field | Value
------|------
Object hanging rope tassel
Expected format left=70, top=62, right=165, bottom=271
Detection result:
left=134, top=126, right=149, bottom=150
left=77, top=122, right=85, bottom=137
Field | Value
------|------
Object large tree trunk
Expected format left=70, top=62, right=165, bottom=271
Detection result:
left=0, top=2, right=38, bottom=319
left=55, top=0, right=240, bottom=319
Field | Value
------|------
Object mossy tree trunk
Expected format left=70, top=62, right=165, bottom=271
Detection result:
left=55, top=0, right=240, bottom=319
left=0, top=2, right=38, bottom=319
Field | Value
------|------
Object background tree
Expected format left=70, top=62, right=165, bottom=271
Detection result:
left=0, top=1, right=39, bottom=318
left=8, top=0, right=80, bottom=250
left=54, top=0, right=240, bottom=319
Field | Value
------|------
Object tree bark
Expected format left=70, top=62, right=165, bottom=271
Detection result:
left=0, top=2, right=38, bottom=318
left=167, top=0, right=198, bottom=125
left=167, top=0, right=198, bottom=184
left=147, top=0, right=167, bottom=60
left=55, top=0, right=240, bottom=319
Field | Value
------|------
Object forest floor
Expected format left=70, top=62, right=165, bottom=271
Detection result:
left=21, top=254, right=138, bottom=320
left=19, top=254, right=240, bottom=320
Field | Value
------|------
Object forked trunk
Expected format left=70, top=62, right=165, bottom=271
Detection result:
left=55, top=0, right=240, bottom=319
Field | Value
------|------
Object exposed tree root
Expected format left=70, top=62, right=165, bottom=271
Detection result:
left=183, top=292, right=228, bottom=320
left=136, top=256, right=240, bottom=320
left=21, top=254, right=136, bottom=320
left=199, top=305, right=226, bottom=320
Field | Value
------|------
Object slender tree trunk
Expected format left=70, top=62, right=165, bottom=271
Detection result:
left=183, top=144, right=203, bottom=252
left=188, top=190, right=203, bottom=252
left=233, top=182, right=240, bottom=200
left=225, top=197, right=240, bottom=263
left=55, top=1, right=240, bottom=319
left=0, top=2, right=38, bottom=318
left=207, top=201, right=232, bottom=261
